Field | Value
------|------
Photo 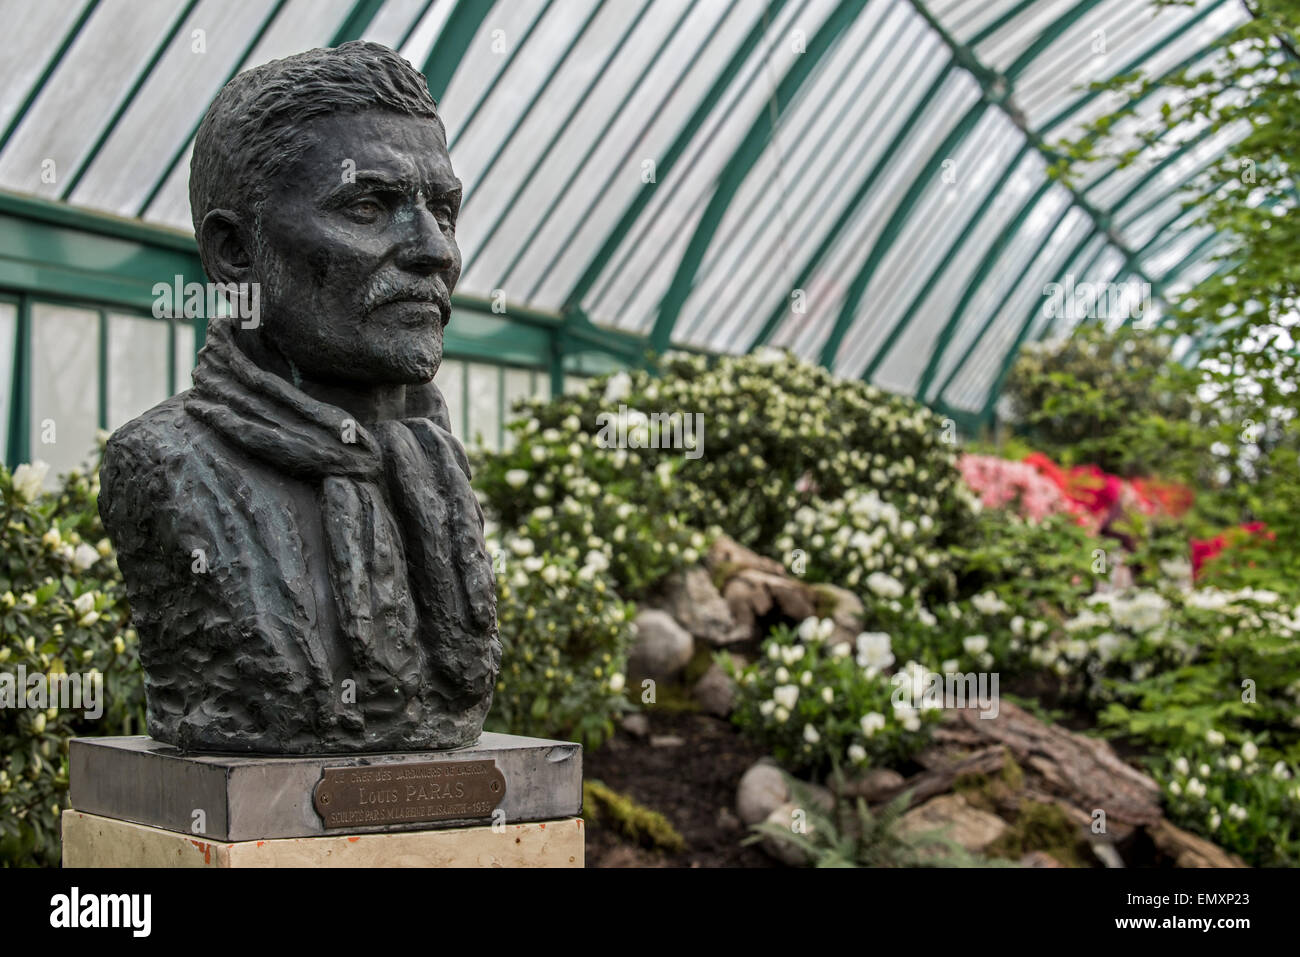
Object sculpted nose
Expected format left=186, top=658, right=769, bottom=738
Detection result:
left=399, top=205, right=457, bottom=275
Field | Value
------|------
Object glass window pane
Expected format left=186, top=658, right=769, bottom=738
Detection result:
left=30, top=302, right=99, bottom=481
left=467, top=362, right=499, bottom=452
left=502, top=367, right=535, bottom=450
left=0, top=301, right=15, bottom=457
left=175, top=321, right=196, bottom=392
left=108, top=313, right=169, bottom=430
left=437, top=359, right=464, bottom=437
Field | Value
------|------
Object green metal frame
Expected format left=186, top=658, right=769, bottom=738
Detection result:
left=746, top=61, right=959, bottom=351
left=460, top=0, right=612, bottom=209
left=561, top=0, right=793, bottom=314
left=646, top=0, right=865, bottom=355
left=470, top=0, right=655, bottom=256
left=62, top=0, right=201, bottom=201
left=0, top=0, right=102, bottom=154
left=495, top=0, right=711, bottom=293
left=674, top=2, right=915, bottom=345
left=421, top=0, right=500, bottom=101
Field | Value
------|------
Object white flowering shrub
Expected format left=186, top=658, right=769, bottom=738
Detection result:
left=1157, top=741, right=1300, bottom=866
left=650, top=349, right=973, bottom=551
left=1086, top=586, right=1300, bottom=758
left=484, top=539, right=636, bottom=749
left=0, top=457, right=143, bottom=868
left=473, top=402, right=705, bottom=597
left=774, top=488, right=956, bottom=597
left=725, top=619, right=940, bottom=776
left=475, top=350, right=973, bottom=588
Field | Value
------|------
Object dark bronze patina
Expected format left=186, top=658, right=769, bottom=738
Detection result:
left=97, top=42, right=500, bottom=755
left=312, top=760, right=506, bottom=828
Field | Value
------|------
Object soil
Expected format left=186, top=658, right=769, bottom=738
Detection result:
left=584, top=711, right=777, bottom=868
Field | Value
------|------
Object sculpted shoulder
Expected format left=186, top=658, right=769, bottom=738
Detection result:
left=99, top=392, right=228, bottom=528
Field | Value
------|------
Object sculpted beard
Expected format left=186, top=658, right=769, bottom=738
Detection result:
left=255, top=242, right=448, bottom=385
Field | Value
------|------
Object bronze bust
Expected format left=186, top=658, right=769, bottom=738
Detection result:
left=99, top=42, right=500, bottom=753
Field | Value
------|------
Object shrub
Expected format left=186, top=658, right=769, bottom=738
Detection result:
left=0, top=456, right=143, bottom=868
left=725, top=620, right=939, bottom=777
left=484, top=539, right=635, bottom=749
left=1156, top=742, right=1300, bottom=867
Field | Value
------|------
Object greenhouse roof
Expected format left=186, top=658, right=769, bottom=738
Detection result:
left=0, top=0, right=1249, bottom=423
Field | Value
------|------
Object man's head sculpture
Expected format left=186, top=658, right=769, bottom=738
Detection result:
left=98, top=42, right=501, bottom=754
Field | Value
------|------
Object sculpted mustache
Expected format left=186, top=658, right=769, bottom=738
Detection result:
left=362, top=279, right=450, bottom=316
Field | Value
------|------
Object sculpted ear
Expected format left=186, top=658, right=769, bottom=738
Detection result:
left=198, top=209, right=255, bottom=286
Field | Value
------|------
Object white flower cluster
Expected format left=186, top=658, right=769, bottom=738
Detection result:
left=776, top=488, right=947, bottom=592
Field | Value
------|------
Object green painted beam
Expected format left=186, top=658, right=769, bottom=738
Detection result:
left=586, top=0, right=820, bottom=316
left=847, top=0, right=1113, bottom=377
left=329, top=0, right=387, bottom=46
left=744, top=61, right=958, bottom=352
left=460, top=0, right=608, bottom=204
left=819, top=143, right=1030, bottom=373
left=1037, top=0, right=1234, bottom=135
left=444, top=0, right=553, bottom=149
left=874, top=0, right=1204, bottom=412
left=422, top=0, right=500, bottom=102
left=825, top=98, right=990, bottom=370
left=674, top=5, right=911, bottom=345
left=6, top=296, right=31, bottom=466
left=468, top=0, right=650, bottom=256
left=516, top=0, right=740, bottom=304
left=135, top=0, right=290, bottom=218
left=972, top=229, right=1110, bottom=419
left=397, top=0, right=438, bottom=51
left=0, top=0, right=101, bottom=153
left=496, top=0, right=711, bottom=293
left=62, top=0, right=200, bottom=201
left=561, top=0, right=793, bottom=314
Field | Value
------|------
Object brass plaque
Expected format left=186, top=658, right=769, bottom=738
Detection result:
left=312, top=759, right=506, bottom=829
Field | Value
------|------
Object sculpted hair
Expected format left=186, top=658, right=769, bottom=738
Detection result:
left=189, top=41, right=442, bottom=253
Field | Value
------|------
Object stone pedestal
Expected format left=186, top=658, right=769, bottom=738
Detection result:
left=63, top=732, right=583, bottom=868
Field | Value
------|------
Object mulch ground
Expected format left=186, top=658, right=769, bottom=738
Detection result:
left=583, top=711, right=777, bottom=868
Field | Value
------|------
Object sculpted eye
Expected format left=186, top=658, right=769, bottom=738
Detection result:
left=346, top=198, right=385, bottom=223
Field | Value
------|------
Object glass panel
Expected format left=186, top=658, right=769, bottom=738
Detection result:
left=175, top=321, right=197, bottom=391
left=0, top=301, right=16, bottom=456
left=107, top=313, right=169, bottom=430
left=436, top=358, right=465, bottom=437
left=501, top=366, right=534, bottom=449
left=30, top=302, right=99, bottom=481
left=466, top=362, right=499, bottom=452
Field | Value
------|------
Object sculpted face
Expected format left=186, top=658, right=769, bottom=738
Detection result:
left=252, top=109, right=462, bottom=385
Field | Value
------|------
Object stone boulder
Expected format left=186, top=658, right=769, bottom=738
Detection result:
left=628, top=609, right=694, bottom=682
left=691, top=661, right=736, bottom=718
left=649, top=567, right=737, bottom=646
left=896, top=793, right=1007, bottom=854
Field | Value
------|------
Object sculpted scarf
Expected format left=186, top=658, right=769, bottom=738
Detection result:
left=184, top=317, right=499, bottom=710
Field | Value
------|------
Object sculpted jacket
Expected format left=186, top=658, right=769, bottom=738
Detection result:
left=99, top=317, right=501, bottom=754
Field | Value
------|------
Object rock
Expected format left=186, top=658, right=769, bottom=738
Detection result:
left=707, top=535, right=784, bottom=578
left=629, top=609, right=695, bottom=681
left=692, top=662, right=736, bottom=717
left=1090, top=840, right=1125, bottom=869
left=835, top=767, right=905, bottom=802
left=722, top=568, right=818, bottom=643
left=651, top=567, right=736, bottom=646
left=621, top=713, right=649, bottom=739
left=715, top=806, right=742, bottom=834
left=649, top=734, right=685, bottom=748
left=1019, top=851, right=1065, bottom=868
left=896, top=793, right=1007, bottom=853
left=1146, top=819, right=1248, bottom=868
left=814, top=583, right=864, bottom=645
left=736, top=761, right=790, bottom=826
left=760, top=802, right=812, bottom=866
